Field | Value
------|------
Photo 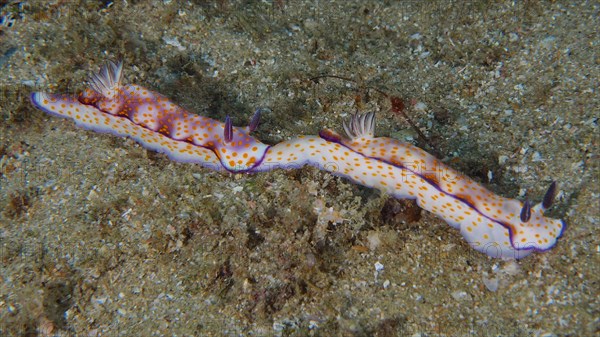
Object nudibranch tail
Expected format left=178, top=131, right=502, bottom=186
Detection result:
left=30, top=91, right=224, bottom=170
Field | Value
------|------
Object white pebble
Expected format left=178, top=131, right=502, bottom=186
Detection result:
left=451, top=290, right=469, bottom=301
left=414, top=102, right=427, bottom=111
left=482, top=275, right=499, bottom=292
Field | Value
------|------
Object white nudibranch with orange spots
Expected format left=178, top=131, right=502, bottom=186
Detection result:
left=31, top=60, right=268, bottom=173
left=31, top=60, right=565, bottom=259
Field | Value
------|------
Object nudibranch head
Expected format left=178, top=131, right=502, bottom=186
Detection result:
left=199, top=109, right=270, bottom=173
left=210, top=118, right=270, bottom=173
left=460, top=196, right=566, bottom=259
left=504, top=182, right=565, bottom=252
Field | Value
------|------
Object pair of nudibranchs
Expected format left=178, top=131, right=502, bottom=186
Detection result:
left=31, top=60, right=565, bottom=259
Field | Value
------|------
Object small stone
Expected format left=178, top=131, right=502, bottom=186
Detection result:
left=451, top=290, right=469, bottom=301
left=482, top=275, right=499, bottom=292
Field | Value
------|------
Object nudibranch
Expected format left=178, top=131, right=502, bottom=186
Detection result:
left=30, top=60, right=565, bottom=259
left=259, top=115, right=564, bottom=259
left=31, top=60, right=269, bottom=173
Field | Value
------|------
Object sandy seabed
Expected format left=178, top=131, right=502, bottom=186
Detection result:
left=0, top=1, right=598, bottom=336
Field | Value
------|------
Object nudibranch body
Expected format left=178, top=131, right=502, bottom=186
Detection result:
left=30, top=61, right=565, bottom=259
